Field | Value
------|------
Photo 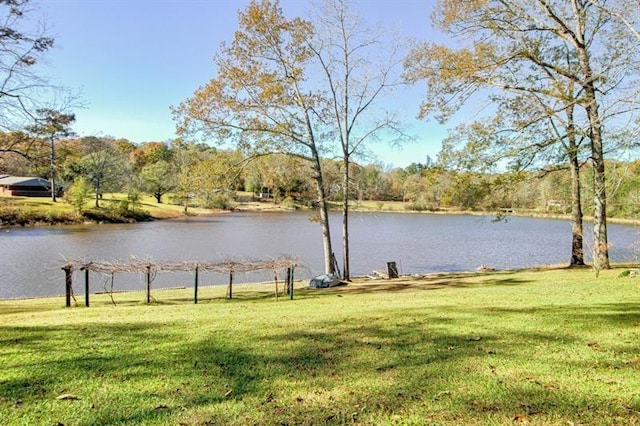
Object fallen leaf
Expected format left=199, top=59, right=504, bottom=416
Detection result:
left=56, top=394, right=79, bottom=401
left=623, top=358, right=640, bottom=367
left=587, top=342, right=601, bottom=351
left=513, top=413, right=529, bottom=423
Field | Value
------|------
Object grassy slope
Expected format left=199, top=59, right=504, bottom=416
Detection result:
left=1, top=268, right=639, bottom=425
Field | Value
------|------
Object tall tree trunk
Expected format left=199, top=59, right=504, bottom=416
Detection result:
left=95, top=182, right=100, bottom=208
left=568, top=151, right=584, bottom=266
left=50, top=137, right=56, bottom=202
left=566, top=106, right=584, bottom=266
left=571, top=20, right=610, bottom=271
left=569, top=156, right=584, bottom=266
left=584, top=91, right=609, bottom=270
left=310, top=148, right=335, bottom=275
left=590, top=116, right=610, bottom=270
left=342, top=157, right=350, bottom=280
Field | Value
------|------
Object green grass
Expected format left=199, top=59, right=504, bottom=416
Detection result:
left=1, top=268, right=640, bottom=425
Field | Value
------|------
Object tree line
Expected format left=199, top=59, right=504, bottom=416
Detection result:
left=4, top=133, right=640, bottom=220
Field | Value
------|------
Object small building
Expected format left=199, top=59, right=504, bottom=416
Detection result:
left=0, top=176, right=60, bottom=197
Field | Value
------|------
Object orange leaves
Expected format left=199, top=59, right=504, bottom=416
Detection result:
left=433, top=0, right=489, bottom=30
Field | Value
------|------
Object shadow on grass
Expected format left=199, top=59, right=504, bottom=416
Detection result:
left=2, top=297, right=640, bottom=424
left=0, top=302, right=67, bottom=316
left=302, top=271, right=532, bottom=296
left=484, top=301, right=640, bottom=331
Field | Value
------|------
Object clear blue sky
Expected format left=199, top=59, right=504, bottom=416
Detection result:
left=38, top=0, right=446, bottom=168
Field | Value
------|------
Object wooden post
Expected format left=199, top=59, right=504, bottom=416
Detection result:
left=274, top=270, right=279, bottom=301
left=285, top=267, right=290, bottom=295
left=62, top=265, right=72, bottom=307
left=194, top=266, right=199, bottom=304
left=228, top=270, right=233, bottom=299
left=289, top=266, right=294, bottom=300
left=84, top=267, right=90, bottom=307
left=146, top=265, right=151, bottom=304
left=387, top=261, right=399, bottom=279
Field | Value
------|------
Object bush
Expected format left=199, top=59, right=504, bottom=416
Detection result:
left=281, top=196, right=296, bottom=209
left=208, top=194, right=236, bottom=210
left=404, top=202, right=438, bottom=212
left=64, top=177, right=92, bottom=213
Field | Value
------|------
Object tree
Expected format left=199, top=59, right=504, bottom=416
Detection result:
left=79, top=149, right=125, bottom=207
left=405, top=0, right=640, bottom=270
left=27, top=108, right=75, bottom=201
left=436, top=88, right=589, bottom=265
left=244, top=153, right=312, bottom=201
left=309, top=0, right=407, bottom=280
left=130, top=141, right=172, bottom=172
left=0, top=131, right=37, bottom=172
left=188, top=150, right=239, bottom=209
left=0, top=0, right=54, bottom=142
left=175, top=0, right=337, bottom=274
left=139, top=160, right=177, bottom=203
left=585, top=0, right=640, bottom=40
left=65, top=176, right=92, bottom=214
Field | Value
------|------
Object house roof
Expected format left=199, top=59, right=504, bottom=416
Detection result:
left=0, top=176, right=51, bottom=187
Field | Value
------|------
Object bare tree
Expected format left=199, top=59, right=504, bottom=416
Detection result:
left=0, top=1, right=53, bottom=137
left=309, top=0, right=408, bottom=280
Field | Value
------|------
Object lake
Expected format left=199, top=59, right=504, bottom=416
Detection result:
left=1, top=211, right=639, bottom=299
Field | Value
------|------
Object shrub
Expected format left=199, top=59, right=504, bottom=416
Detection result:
left=281, top=196, right=296, bottom=209
left=404, top=202, right=434, bottom=212
left=64, top=177, right=92, bottom=213
left=208, top=193, right=236, bottom=210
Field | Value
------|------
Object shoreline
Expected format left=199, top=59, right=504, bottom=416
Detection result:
left=2, top=193, right=639, bottom=228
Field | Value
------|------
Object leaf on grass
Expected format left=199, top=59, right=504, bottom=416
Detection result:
left=587, top=342, right=601, bottom=351
left=623, top=358, right=640, bottom=367
left=224, top=389, right=233, bottom=398
left=433, top=390, right=452, bottom=401
left=56, top=393, right=79, bottom=401
left=513, top=413, right=529, bottom=423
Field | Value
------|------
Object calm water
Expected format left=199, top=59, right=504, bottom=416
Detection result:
left=1, top=211, right=639, bottom=299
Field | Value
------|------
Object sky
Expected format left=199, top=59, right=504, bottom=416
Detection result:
left=36, top=0, right=448, bottom=169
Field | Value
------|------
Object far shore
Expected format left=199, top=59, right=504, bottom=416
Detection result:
left=2, top=192, right=638, bottom=228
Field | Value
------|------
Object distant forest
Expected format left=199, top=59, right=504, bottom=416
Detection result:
left=2, top=134, right=640, bottom=219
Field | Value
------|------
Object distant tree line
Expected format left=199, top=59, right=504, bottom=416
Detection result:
left=3, top=134, right=640, bottom=221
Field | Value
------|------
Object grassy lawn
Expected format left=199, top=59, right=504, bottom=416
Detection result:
left=1, top=268, right=639, bottom=425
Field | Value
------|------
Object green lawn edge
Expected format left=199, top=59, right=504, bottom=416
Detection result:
left=1, top=267, right=639, bottom=425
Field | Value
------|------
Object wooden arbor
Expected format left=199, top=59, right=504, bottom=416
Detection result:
left=61, top=257, right=298, bottom=307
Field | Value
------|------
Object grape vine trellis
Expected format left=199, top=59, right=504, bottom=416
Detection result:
left=61, top=256, right=300, bottom=306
